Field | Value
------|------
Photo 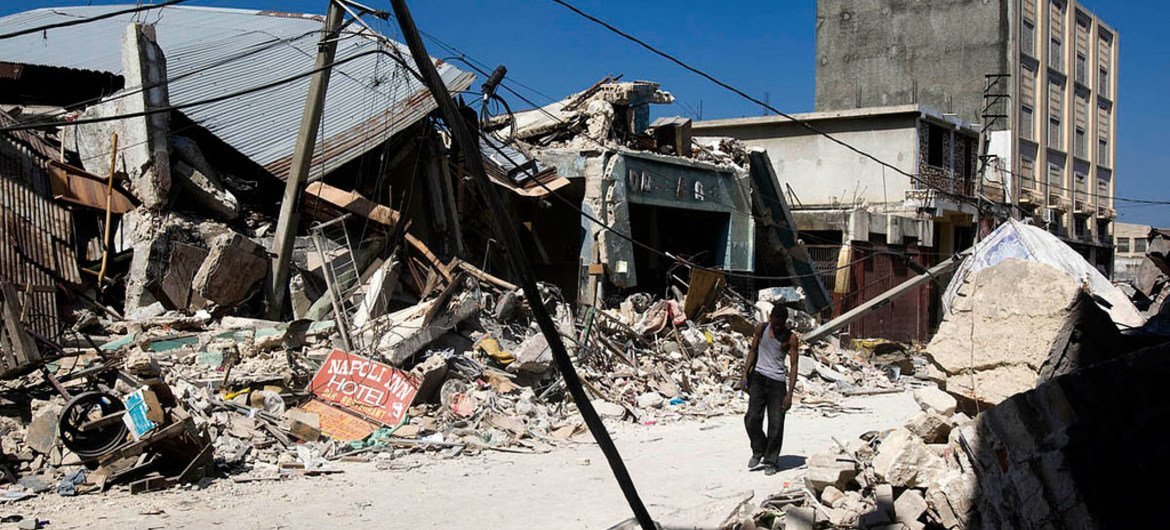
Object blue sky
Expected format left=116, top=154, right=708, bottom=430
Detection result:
left=3, top=0, right=1167, bottom=225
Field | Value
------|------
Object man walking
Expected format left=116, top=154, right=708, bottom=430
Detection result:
left=741, top=304, right=800, bottom=475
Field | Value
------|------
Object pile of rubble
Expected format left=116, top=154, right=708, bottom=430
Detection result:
left=724, top=385, right=969, bottom=530
left=3, top=262, right=919, bottom=503
left=1129, top=228, right=1170, bottom=329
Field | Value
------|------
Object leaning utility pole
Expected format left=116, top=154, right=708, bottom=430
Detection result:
left=387, top=1, right=655, bottom=528
left=265, top=1, right=346, bottom=319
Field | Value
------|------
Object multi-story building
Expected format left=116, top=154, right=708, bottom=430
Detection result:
left=695, top=105, right=984, bottom=343
left=815, top=0, right=1119, bottom=273
left=1113, top=221, right=1151, bottom=283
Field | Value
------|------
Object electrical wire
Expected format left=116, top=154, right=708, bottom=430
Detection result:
left=545, top=0, right=996, bottom=211
left=0, top=0, right=189, bottom=40
left=340, top=25, right=940, bottom=283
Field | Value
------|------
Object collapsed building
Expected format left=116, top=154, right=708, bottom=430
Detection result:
left=492, top=78, right=830, bottom=314
left=0, top=4, right=841, bottom=499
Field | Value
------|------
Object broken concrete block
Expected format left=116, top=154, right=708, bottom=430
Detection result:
left=875, top=484, right=895, bottom=519
left=913, top=386, right=957, bottom=417
left=172, top=161, right=240, bottom=220
left=193, top=232, right=268, bottom=309
left=872, top=429, right=946, bottom=488
left=925, top=468, right=979, bottom=529
left=591, top=400, right=625, bottom=419
left=371, top=290, right=479, bottom=365
left=820, top=485, right=844, bottom=508
left=804, top=451, right=859, bottom=493
left=947, top=412, right=971, bottom=427
left=169, top=136, right=240, bottom=220
left=494, top=290, right=519, bottom=320
left=508, top=332, right=553, bottom=374
left=894, top=489, right=928, bottom=525
left=783, top=506, right=816, bottom=530
left=353, top=259, right=400, bottom=330
left=905, top=412, right=951, bottom=444
left=635, top=391, right=664, bottom=409
left=26, top=412, right=59, bottom=455
left=857, top=509, right=891, bottom=529
left=409, top=354, right=448, bottom=405
left=285, top=408, right=320, bottom=442
left=926, top=259, right=1126, bottom=405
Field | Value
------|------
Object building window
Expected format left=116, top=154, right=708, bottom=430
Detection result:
left=1075, top=53, right=1087, bottom=85
left=1117, top=237, right=1130, bottom=253
left=1098, top=67, right=1110, bottom=98
left=1097, top=178, right=1109, bottom=204
left=1022, top=20, right=1036, bottom=57
left=1098, top=138, right=1110, bottom=166
left=1074, top=172, right=1088, bottom=207
left=1075, top=127, right=1087, bottom=158
left=927, top=125, right=945, bottom=167
left=1047, top=162, right=1062, bottom=191
left=1049, top=117, right=1062, bottom=149
left=1050, top=37, right=1063, bottom=68
left=1135, top=238, right=1148, bottom=254
left=1021, top=157, right=1037, bottom=190
left=1020, top=105, right=1034, bottom=140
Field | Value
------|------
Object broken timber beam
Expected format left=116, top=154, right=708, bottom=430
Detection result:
left=802, top=251, right=968, bottom=344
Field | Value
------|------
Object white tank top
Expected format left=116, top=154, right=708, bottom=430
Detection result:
left=754, top=323, right=789, bottom=382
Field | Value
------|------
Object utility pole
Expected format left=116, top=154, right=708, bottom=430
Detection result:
left=387, top=1, right=655, bottom=528
left=265, top=0, right=346, bottom=319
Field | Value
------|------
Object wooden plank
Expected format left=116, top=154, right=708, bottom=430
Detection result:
left=0, top=282, right=38, bottom=366
left=304, top=181, right=401, bottom=229
left=683, top=268, right=725, bottom=320
left=455, top=259, right=517, bottom=291
left=47, top=161, right=135, bottom=213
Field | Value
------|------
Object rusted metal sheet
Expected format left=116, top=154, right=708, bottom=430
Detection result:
left=47, top=161, right=135, bottom=213
left=842, top=242, right=936, bottom=344
left=1, top=130, right=79, bottom=337
left=0, top=108, right=59, bottom=164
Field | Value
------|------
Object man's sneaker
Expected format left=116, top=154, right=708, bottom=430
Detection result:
left=748, top=454, right=763, bottom=469
left=764, top=464, right=779, bottom=476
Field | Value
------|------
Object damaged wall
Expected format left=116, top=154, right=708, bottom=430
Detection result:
left=945, top=341, right=1170, bottom=528
left=926, top=258, right=1121, bottom=406
left=77, top=23, right=172, bottom=211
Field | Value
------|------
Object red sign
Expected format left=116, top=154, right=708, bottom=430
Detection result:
left=307, top=349, right=419, bottom=428
left=301, top=399, right=378, bottom=442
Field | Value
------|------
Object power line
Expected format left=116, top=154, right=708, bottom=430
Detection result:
left=545, top=0, right=992, bottom=211
left=357, top=38, right=876, bottom=283
left=0, top=0, right=189, bottom=40
left=548, top=0, right=1170, bottom=212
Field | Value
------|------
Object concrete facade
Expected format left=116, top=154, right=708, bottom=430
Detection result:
left=694, top=105, right=980, bottom=232
left=695, top=105, right=984, bottom=342
left=1113, top=221, right=1151, bottom=283
left=815, top=0, right=1010, bottom=129
left=535, top=148, right=755, bottom=305
left=815, top=0, right=1120, bottom=271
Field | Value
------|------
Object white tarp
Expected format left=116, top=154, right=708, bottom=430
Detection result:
left=943, top=219, right=1146, bottom=329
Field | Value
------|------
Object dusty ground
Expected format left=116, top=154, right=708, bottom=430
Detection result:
left=8, top=391, right=917, bottom=529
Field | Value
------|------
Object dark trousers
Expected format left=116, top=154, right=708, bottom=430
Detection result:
left=744, top=371, right=787, bottom=462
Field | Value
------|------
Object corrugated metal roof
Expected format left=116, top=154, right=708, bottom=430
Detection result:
left=0, top=5, right=474, bottom=179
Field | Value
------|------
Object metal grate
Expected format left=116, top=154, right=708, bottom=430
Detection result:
left=309, top=214, right=363, bottom=353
